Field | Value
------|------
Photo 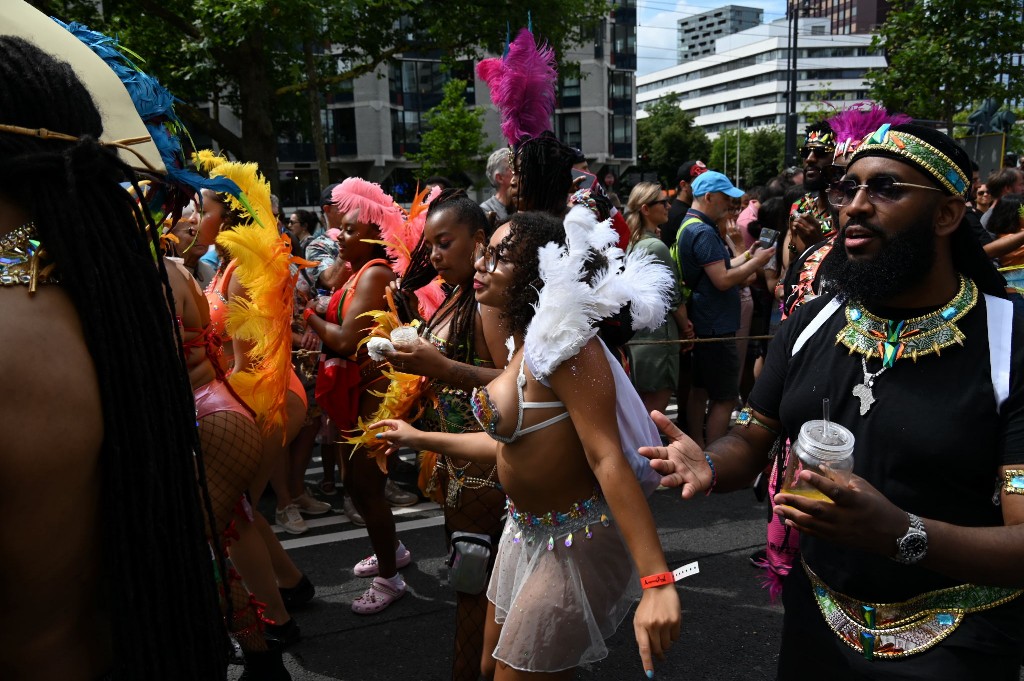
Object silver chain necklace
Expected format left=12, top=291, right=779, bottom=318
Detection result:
left=851, top=356, right=890, bottom=416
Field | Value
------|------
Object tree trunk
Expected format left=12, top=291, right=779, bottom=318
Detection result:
left=303, top=37, right=330, bottom=189
left=231, top=27, right=281, bottom=194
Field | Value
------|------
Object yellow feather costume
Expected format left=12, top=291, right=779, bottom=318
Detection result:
left=193, top=151, right=316, bottom=439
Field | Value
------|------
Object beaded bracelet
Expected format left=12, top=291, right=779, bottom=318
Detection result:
left=703, top=452, right=717, bottom=496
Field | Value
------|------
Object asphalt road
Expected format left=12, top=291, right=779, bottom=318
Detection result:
left=230, top=449, right=786, bottom=681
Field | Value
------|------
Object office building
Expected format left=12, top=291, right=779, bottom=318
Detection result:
left=677, top=5, right=763, bottom=63
left=637, top=16, right=885, bottom=137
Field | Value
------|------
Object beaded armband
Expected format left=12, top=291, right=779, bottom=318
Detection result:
left=703, top=452, right=717, bottom=496
left=1003, top=469, right=1024, bottom=496
left=734, top=407, right=780, bottom=436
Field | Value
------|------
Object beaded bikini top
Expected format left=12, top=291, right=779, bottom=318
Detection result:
left=1, top=222, right=58, bottom=291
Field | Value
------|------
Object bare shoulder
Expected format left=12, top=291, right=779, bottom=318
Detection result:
left=0, top=288, right=103, bottom=482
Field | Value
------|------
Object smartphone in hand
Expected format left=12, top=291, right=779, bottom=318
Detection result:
left=758, top=227, right=779, bottom=250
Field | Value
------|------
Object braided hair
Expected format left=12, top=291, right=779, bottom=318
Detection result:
left=0, top=37, right=226, bottom=679
left=513, top=132, right=576, bottom=217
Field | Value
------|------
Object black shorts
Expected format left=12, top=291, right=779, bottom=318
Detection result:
left=691, top=332, right=739, bottom=401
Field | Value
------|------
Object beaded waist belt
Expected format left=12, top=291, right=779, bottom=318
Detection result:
left=803, top=559, right=1022, bottom=660
left=505, top=488, right=608, bottom=549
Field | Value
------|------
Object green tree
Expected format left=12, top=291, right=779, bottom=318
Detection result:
left=867, top=0, right=1024, bottom=132
left=637, top=93, right=711, bottom=187
left=409, top=79, right=491, bottom=183
left=708, top=127, right=784, bottom=187
left=33, top=0, right=607, bottom=191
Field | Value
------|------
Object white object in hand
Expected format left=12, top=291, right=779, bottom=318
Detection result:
left=367, top=337, right=395, bottom=362
left=390, top=326, right=418, bottom=350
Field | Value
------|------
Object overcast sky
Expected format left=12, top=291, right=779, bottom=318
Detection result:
left=636, top=0, right=790, bottom=75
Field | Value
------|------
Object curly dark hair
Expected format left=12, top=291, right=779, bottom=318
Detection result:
left=497, top=211, right=566, bottom=337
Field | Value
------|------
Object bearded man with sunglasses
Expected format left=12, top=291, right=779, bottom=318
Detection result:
left=645, top=124, right=1024, bottom=679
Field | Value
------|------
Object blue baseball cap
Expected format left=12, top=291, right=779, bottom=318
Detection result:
left=691, top=171, right=744, bottom=198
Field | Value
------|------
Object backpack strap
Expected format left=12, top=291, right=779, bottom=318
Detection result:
left=791, top=297, right=844, bottom=356
left=984, top=294, right=1013, bottom=411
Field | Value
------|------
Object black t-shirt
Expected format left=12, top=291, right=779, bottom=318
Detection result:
left=660, top=198, right=691, bottom=249
left=749, top=292, right=1024, bottom=602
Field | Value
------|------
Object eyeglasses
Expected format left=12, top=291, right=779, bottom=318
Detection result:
left=799, top=145, right=835, bottom=160
left=976, top=190, right=991, bottom=196
left=480, top=245, right=504, bottom=273
left=646, top=199, right=671, bottom=208
left=827, top=176, right=943, bottom=207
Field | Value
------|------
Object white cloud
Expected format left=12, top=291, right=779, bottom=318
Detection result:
left=636, top=0, right=789, bottom=76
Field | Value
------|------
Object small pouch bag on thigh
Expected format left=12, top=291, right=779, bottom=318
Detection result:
left=448, top=531, right=492, bottom=595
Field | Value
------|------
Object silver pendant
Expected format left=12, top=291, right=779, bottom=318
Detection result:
left=852, top=382, right=875, bottom=415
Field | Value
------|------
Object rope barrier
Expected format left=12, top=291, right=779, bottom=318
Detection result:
left=627, top=334, right=775, bottom=346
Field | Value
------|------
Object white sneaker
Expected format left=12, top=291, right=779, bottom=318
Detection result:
left=275, top=504, right=308, bottom=535
left=343, top=495, right=366, bottom=527
left=384, top=479, right=419, bottom=507
left=293, top=491, right=332, bottom=515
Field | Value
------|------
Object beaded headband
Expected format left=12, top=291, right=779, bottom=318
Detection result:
left=804, top=128, right=836, bottom=150
left=852, top=124, right=969, bottom=197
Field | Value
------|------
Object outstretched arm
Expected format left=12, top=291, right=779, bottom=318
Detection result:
left=550, top=339, right=680, bottom=677
left=370, top=419, right=498, bottom=465
left=640, top=408, right=776, bottom=499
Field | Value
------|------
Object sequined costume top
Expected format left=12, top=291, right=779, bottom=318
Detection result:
left=418, top=332, right=493, bottom=435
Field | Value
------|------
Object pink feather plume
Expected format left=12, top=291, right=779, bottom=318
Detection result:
left=476, top=28, right=557, bottom=146
left=828, top=102, right=912, bottom=150
left=332, top=178, right=406, bottom=242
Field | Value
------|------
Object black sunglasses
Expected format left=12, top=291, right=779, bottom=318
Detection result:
left=827, top=176, right=942, bottom=207
left=799, top=145, right=835, bottom=160
left=646, top=199, right=671, bottom=208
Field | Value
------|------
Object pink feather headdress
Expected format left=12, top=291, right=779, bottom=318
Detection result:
left=476, top=28, right=557, bottom=147
left=827, top=102, right=912, bottom=163
left=332, top=178, right=406, bottom=239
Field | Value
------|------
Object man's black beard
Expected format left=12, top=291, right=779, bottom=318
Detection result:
left=818, top=213, right=937, bottom=305
left=802, top=158, right=834, bottom=191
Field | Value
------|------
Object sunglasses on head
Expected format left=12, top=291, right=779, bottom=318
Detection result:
left=827, top=176, right=942, bottom=207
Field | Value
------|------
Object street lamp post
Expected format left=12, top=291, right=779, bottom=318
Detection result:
left=784, top=0, right=807, bottom=167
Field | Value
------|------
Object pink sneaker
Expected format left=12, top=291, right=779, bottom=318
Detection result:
left=353, top=543, right=412, bottom=577
left=351, top=577, right=406, bottom=615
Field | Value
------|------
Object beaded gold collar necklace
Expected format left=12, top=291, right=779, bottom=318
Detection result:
left=836, top=275, right=977, bottom=415
left=0, top=222, right=58, bottom=292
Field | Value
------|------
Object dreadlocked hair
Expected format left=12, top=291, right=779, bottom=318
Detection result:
left=413, top=188, right=491, bottom=360
left=514, top=132, right=575, bottom=217
left=0, top=37, right=227, bottom=679
left=499, top=211, right=567, bottom=338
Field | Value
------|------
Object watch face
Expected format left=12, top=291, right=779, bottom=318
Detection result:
left=900, top=534, right=927, bottom=560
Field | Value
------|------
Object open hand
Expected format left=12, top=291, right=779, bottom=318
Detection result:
left=639, top=411, right=714, bottom=499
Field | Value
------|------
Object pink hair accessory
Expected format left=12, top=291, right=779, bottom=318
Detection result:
left=331, top=178, right=405, bottom=237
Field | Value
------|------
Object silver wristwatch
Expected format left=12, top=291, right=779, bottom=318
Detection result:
left=893, top=512, right=928, bottom=564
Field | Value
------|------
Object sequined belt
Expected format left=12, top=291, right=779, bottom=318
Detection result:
left=804, top=558, right=1022, bottom=660
left=504, top=489, right=609, bottom=550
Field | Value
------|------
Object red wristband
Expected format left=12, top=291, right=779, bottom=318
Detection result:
left=640, top=572, right=674, bottom=590
left=302, top=308, right=315, bottom=323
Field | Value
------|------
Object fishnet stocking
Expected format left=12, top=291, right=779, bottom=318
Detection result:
left=199, top=409, right=266, bottom=652
left=199, top=410, right=263, bottom=533
left=441, top=460, right=506, bottom=681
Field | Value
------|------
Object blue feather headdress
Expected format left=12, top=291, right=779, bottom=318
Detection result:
left=53, top=19, right=242, bottom=212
